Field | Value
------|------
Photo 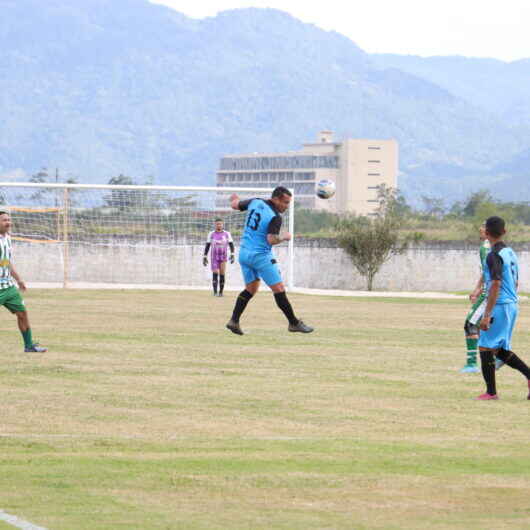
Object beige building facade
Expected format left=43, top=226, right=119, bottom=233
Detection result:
left=216, top=131, right=398, bottom=215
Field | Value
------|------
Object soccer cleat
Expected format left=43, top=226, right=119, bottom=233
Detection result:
left=495, top=358, right=505, bottom=371
left=226, top=319, right=244, bottom=335
left=476, top=392, right=498, bottom=400
left=288, top=320, right=314, bottom=333
left=24, top=343, right=47, bottom=353
left=460, top=365, right=479, bottom=373
left=218, top=292, right=223, bottom=297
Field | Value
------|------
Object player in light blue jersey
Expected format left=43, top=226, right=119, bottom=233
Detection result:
left=476, top=216, right=530, bottom=400
left=226, top=186, right=313, bottom=335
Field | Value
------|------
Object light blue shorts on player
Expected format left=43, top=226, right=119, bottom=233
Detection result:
left=478, top=302, right=518, bottom=350
left=239, top=247, right=282, bottom=287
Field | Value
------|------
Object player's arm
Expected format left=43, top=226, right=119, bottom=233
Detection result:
left=203, top=232, right=212, bottom=266
left=469, top=275, right=483, bottom=302
left=480, top=253, right=503, bottom=331
left=226, top=232, right=235, bottom=263
left=230, top=194, right=252, bottom=212
left=266, top=215, right=290, bottom=246
left=9, top=263, right=26, bottom=291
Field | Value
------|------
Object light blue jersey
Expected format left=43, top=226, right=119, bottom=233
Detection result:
left=239, top=198, right=282, bottom=254
left=237, top=198, right=283, bottom=286
left=483, top=243, right=518, bottom=305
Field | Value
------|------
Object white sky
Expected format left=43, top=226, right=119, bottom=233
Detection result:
left=151, top=0, right=530, bottom=61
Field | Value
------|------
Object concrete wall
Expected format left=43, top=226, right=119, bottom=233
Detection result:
left=289, top=243, right=529, bottom=292
left=13, top=240, right=530, bottom=292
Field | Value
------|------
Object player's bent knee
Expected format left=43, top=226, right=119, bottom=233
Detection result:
left=464, top=320, right=479, bottom=337
left=269, top=282, right=285, bottom=294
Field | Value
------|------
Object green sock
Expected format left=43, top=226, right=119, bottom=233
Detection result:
left=466, top=338, right=478, bottom=366
left=21, top=329, right=33, bottom=349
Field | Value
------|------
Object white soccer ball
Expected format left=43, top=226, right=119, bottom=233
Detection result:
left=316, top=179, right=336, bottom=199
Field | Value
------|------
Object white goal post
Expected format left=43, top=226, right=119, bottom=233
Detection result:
left=0, top=183, right=295, bottom=290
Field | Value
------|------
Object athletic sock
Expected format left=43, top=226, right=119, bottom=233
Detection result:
left=219, top=274, right=225, bottom=295
left=465, top=337, right=478, bottom=365
left=212, top=273, right=218, bottom=295
left=274, top=292, right=298, bottom=326
left=21, top=328, right=33, bottom=349
left=480, top=350, right=497, bottom=395
left=496, top=349, right=530, bottom=379
left=231, top=290, right=253, bottom=323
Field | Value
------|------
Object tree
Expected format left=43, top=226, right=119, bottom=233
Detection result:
left=462, top=190, right=493, bottom=217
left=335, top=187, right=420, bottom=291
left=420, top=195, right=445, bottom=219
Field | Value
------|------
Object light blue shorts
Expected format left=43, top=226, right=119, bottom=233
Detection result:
left=478, top=302, right=518, bottom=351
left=239, top=248, right=282, bottom=287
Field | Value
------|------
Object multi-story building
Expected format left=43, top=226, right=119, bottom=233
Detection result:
left=216, top=131, right=398, bottom=215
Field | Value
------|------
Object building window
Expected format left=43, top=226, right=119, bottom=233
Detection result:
left=368, top=160, right=381, bottom=163
left=367, top=186, right=380, bottom=190
left=368, top=173, right=380, bottom=177
left=368, top=146, right=381, bottom=150
left=220, top=155, right=339, bottom=171
left=294, top=183, right=316, bottom=195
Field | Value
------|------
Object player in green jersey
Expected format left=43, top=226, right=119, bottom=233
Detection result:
left=461, top=223, right=490, bottom=373
left=0, top=211, right=47, bottom=353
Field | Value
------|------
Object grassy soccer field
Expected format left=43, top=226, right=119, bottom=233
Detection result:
left=1, top=290, right=529, bottom=530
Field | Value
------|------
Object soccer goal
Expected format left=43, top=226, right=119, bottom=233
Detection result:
left=0, top=183, right=295, bottom=290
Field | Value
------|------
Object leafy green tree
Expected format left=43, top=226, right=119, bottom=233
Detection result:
left=462, top=190, right=493, bottom=217
left=420, top=195, right=445, bottom=218
left=336, top=187, right=420, bottom=291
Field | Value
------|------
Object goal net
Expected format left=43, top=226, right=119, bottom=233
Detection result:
left=0, top=183, right=295, bottom=290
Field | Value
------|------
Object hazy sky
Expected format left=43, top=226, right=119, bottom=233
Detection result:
left=152, top=0, right=530, bottom=61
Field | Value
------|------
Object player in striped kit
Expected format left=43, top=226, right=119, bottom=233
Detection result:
left=203, top=219, right=234, bottom=297
left=0, top=211, right=47, bottom=352
left=461, top=223, right=491, bottom=373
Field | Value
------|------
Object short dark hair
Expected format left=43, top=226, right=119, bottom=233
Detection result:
left=214, top=218, right=223, bottom=222
left=0, top=211, right=7, bottom=216
left=485, top=216, right=505, bottom=238
left=272, top=186, right=292, bottom=199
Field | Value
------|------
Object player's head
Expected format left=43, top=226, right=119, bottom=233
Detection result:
left=214, top=218, right=223, bottom=231
left=485, top=216, right=506, bottom=239
left=0, top=211, right=11, bottom=234
left=271, top=186, right=292, bottom=213
left=479, top=222, right=487, bottom=240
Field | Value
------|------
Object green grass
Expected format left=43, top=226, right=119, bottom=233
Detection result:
left=1, top=290, right=529, bottom=529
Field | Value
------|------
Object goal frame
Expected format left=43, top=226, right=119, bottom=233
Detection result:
left=0, top=182, right=295, bottom=290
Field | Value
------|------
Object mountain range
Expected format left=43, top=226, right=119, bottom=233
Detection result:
left=0, top=0, right=529, bottom=206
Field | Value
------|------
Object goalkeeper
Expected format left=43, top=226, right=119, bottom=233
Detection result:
left=203, top=219, right=235, bottom=297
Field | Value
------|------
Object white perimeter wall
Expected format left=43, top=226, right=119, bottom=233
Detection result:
left=12, top=241, right=530, bottom=292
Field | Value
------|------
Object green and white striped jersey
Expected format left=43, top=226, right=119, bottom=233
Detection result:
left=0, top=234, right=15, bottom=289
left=479, top=239, right=491, bottom=294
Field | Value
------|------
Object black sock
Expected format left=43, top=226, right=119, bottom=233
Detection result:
left=212, top=273, right=218, bottom=294
left=497, top=349, right=530, bottom=379
left=231, top=290, right=253, bottom=322
left=274, top=292, right=298, bottom=326
left=219, top=274, right=225, bottom=294
left=480, top=350, right=497, bottom=395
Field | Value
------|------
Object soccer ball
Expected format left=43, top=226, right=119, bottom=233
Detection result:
left=316, top=179, right=336, bottom=199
